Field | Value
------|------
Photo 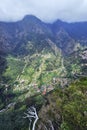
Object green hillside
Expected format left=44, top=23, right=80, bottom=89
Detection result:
left=0, top=77, right=87, bottom=130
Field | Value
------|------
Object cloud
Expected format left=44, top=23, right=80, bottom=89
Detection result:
left=0, top=0, right=87, bottom=22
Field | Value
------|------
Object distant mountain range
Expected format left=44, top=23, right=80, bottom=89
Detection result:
left=0, top=15, right=87, bottom=55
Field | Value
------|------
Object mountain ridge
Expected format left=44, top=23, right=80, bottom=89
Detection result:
left=0, top=15, right=87, bottom=55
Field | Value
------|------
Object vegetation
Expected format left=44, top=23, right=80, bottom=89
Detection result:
left=0, top=77, right=87, bottom=130
left=37, top=77, right=87, bottom=130
left=0, top=15, right=87, bottom=130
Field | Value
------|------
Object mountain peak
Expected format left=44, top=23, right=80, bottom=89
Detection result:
left=22, top=15, right=41, bottom=23
left=53, top=19, right=67, bottom=26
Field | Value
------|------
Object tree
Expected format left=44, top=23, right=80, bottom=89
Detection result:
left=23, top=106, right=39, bottom=130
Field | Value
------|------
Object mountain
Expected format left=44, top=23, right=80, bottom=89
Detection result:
left=0, top=14, right=87, bottom=97
left=0, top=15, right=87, bottom=130
left=0, top=15, right=52, bottom=54
left=0, top=15, right=87, bottom=55
left=0, top=15, right=87, bottom=80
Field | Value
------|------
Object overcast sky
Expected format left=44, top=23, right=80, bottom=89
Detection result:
left=0, top=0, right=87, bottom=22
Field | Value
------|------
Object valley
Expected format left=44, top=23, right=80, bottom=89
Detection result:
left=0, top=15, right=87, bottom=130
